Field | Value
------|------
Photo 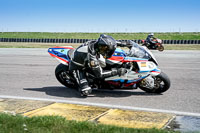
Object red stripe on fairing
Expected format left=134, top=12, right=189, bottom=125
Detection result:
left=52, top=46, right=74, bottom=49
left=109, top=56, right=148, bottom=63
left=151, top=71, right=160, bottom=73
left=108, top=56, right=124, bottom=61
left=107, top=81, right=121, bottom=86
left=48, top=53, right=69, bottom=63
left=124, top=82, right=137, bottom=87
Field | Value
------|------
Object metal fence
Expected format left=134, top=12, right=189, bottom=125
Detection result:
left=0, top=38, right=200, bottom=44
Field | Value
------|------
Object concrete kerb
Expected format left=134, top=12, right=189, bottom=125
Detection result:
left=0, top=98, right=175, bottom=129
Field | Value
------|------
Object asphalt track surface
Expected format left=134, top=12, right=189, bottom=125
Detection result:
left=0, top=48, right=200, bottom=116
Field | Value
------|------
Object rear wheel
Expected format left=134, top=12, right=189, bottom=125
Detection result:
left=139, top=72, right=170, bottom=94
left=55, top=64, right=77, bottom=88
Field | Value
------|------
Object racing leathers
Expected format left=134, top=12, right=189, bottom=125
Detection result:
left=69, top=41, right=126, bottom=95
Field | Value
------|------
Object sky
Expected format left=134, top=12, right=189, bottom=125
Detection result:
left=0, top=0, right=200, bottom=32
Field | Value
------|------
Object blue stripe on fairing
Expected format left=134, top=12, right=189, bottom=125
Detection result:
left=138, top=70, right=149, bottom=73
left=115, top=48, right=125, bottom=53
left=112, top=48, right=126, bottom=57
left=151, top=68, right=161, bottom=72
left=124, top=57, right=148, bottom=61
left=113, top=79, right=125, bottom=82
left=48, top=48, right=70, bottom=60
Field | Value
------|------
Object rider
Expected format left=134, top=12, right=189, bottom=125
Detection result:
left=146, top=33, right=156, bottom=47
left=69, top=34, right=127, bottom=96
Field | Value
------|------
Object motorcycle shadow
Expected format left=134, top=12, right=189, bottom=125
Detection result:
left=24, top=86, right=162, bottom=98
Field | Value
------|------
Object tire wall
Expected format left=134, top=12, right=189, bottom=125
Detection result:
left=0, top=38, right=200, bottom=44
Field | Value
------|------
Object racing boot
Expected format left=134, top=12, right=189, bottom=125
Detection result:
left=80, top=86, right=92, bottom=97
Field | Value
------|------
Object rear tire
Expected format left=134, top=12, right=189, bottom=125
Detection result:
left=139, top=72, right=170, bottom=94
left=55, top=64, right=77, bottom=88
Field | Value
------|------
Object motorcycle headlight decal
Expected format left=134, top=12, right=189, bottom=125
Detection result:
left=148, top=62, right=155, bottom=69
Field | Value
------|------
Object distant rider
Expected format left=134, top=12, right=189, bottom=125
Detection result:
left=146, top=33, right=156, bottom=47
left=69, top=34, right=127, bottom=96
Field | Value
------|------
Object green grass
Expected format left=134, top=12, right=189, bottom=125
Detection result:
left=1, top=42, right=200, bottom=50
left=0, top=32, right=200, bottom=40
left=164, top=44, right=200, bottom=50
left=0, top=42, right=81, bottom=48
left=0, top=113, right=177, bottom=133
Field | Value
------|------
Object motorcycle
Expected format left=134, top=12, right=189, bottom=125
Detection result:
left=141, top=38, right=164, bottom=51
left=48, top=40, right=170, bottom=95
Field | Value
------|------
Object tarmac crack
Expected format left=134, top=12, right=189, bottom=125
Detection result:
left=88, top=109, right=112, bottom=123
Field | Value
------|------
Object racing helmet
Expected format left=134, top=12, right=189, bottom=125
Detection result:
left=95, top=34, right=117, bottom=59
left=149, top=33, right=154, bottom=36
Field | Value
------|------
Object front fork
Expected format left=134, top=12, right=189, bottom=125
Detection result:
left=139, top=69, right=161, bottom=89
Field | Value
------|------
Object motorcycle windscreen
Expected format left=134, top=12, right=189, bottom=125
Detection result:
left=129, top=42, right=150, bottom=59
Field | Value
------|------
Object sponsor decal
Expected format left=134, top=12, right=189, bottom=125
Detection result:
left=141, top=62, right=147, bottom=67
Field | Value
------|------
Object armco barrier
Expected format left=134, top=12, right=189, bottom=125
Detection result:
left=0, top=38, right=200, bottom=44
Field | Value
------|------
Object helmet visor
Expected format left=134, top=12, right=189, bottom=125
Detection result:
left=99, top=45, right=108, bottom=53
left=99, top=45, right=115, bottom=59
left=99, top=45, right=111, bottom=58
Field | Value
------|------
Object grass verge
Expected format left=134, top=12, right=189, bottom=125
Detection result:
left=0, top=113, right=177, bottom=133
left=0, top=32, right=200, bottom=40
left=0, top=42, right=81, bottom=48
left=164, top=44, right=200, bottom=50
left=0, top=42, right=200, bottom=50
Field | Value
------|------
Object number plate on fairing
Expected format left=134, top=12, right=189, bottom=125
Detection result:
left=137, top=61, right=156, bottom=72
left=140, top=62, right=147, bottom=67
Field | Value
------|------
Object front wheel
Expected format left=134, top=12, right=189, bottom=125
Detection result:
left=55, top=64, right=77, bottom=88
left=139, top=72, right=171, bottom=94
left=157, top=45, right=164, bottom=51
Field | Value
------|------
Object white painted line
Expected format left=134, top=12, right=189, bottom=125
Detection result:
left=1, top=95, right=200, bottom=117
left=161, top=67, right=200, bottom=70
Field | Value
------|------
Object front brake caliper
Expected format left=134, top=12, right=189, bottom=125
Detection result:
left=140, top=76, right=155, bottom=89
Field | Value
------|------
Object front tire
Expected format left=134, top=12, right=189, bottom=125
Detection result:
left=139, top=72, right=170, bottom=94
left=158, top=45, right=164, bottom=51
left=55, top=64, right=77, bottom=88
